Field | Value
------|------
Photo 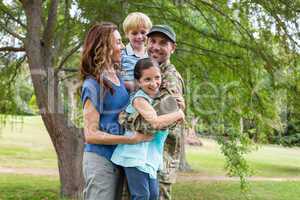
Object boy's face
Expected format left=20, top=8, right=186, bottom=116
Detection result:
left=147, top=33, right=176, bottom=64
left=126, top=27, right=148, bottom=50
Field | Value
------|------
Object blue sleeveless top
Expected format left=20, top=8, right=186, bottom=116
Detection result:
left=81, top=76, right=129, bottom=160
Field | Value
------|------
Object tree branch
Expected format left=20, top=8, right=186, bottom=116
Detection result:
left=195, top=1, right=255, bottom=40
left=177, top=41, right=242, bottom=59
left=0, top=2, right=26, bottom=28
left=60, top=68, right=78, bottom=73
left=4, top=55, right=27, bottom=84
left=267, top=3, right=300, bottom=49
left=0, top=22, right=24, bottom=41
left=0, top=46, right=25, bottom=52
left=193, top=4, right=218, bottom=36
left=55, top=42, right=82, bottom=74
left=43, top=0, right=58, bottom=49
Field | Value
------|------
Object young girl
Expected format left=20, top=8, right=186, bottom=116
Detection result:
left=111, top=58, right=185, bottom=200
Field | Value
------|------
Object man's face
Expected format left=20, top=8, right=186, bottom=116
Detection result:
left=147, top=33, right=176, bottom=64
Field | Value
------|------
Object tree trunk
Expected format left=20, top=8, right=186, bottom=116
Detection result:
left=179, top=129, right=192, bottom=171
left=22, top=1, right=85, bottom=198
left=42, top=114, right=84, bottom=198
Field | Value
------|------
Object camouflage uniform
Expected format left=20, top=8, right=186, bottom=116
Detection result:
left=158, top=61, right=185, bottom=200
left=119, top=61, right=185, bottom=200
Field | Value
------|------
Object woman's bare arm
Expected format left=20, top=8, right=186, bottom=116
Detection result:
left=83, top=99, right=152, bottom=144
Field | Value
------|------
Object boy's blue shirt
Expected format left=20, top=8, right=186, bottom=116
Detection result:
left=81, top=76, right=130, bottom=160
left=121, top=43, right=148, bottom=81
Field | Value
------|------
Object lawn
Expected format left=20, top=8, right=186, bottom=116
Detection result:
left=1, top=116, right=300, bottom=200
left=187, top=139, right=300, bottom=177
left=1, top=174, right=299, bottom=200
left=0, top=116, right=57, bottom=169
left=0, top=174, right=60, bottom=200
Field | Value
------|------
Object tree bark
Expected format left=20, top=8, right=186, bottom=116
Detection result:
left=21, top=1, right=84, bottom=198
left=179, top=129, right=192, bottom=171
left=43, top=114, right=84, bottom=198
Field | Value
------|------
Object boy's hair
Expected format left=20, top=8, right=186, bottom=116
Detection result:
left=123, top=12, right=152, bottom=34
left=134, top=58, right=160, bottom=80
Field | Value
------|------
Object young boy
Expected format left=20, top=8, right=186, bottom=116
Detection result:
left=121, top=12, right=152, bottom=92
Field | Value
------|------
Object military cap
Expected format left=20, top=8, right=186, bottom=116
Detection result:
left=147, top=25, right=176, bottom=43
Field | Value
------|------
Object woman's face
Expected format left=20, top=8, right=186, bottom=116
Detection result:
left=112, top=30, right=123, bottom=64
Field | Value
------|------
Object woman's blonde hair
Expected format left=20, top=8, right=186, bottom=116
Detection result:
left=80, top=22, right=119, bottom=94
left=123, top=12, right=152, bottom=34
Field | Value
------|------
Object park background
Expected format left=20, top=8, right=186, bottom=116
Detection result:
left=0, top=0, right=300, bottom=199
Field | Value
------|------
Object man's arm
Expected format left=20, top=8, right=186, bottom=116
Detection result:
left=161, top=66, right=185, bottom=110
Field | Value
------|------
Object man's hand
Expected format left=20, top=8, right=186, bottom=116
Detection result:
left=174, top=95, right=185, bottom=110
left=170, top=159, right=180, bottom=169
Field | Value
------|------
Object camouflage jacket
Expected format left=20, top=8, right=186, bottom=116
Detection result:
left=118, top=60, right=185, bottom=135
left=160, top=61, right=185, bottom=104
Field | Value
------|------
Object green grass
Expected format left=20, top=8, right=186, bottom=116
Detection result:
left=1, top=174, right=299, bottom=200
left=0, top=174, right=60, bottom=200
left=173, top=181, right=300, bottom=200
left=1, top=116, right=300, bottom=200
left=186, top=139, right=300, bottom=177
left=0, top=116, right=57, bottom=169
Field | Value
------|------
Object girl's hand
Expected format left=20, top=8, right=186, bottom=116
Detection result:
left=128, top=132, right=153, bottom=144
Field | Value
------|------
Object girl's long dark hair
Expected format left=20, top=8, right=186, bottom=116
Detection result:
left=134, top=58, right=159, bottom=80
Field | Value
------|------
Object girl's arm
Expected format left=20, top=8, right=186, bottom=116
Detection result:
left=83, top=99, right=152, bottom=144
left=133, top=97, right=184, bottom=130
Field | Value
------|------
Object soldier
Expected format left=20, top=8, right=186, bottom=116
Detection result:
left=146, top=25, right=185, bottom=200
left=119, top=24, right=185, bottom=200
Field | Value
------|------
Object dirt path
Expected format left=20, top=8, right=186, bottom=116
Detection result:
left=0, top=167, right=58, bottom=176
left=1, top=167, right=300, bottom=182
left=177, top=172, right=300, bottom=182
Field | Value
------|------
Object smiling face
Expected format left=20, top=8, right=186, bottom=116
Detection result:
left=112, top=30, right=123, bottom=64
left=147, top=33, right=176, bottom=64
left=138, top=66, right=161, bottom=97
left=126, top=27, right=148, bottom=50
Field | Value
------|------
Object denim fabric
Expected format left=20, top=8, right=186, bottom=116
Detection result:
left=124, top=167, right=159, bottom=200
